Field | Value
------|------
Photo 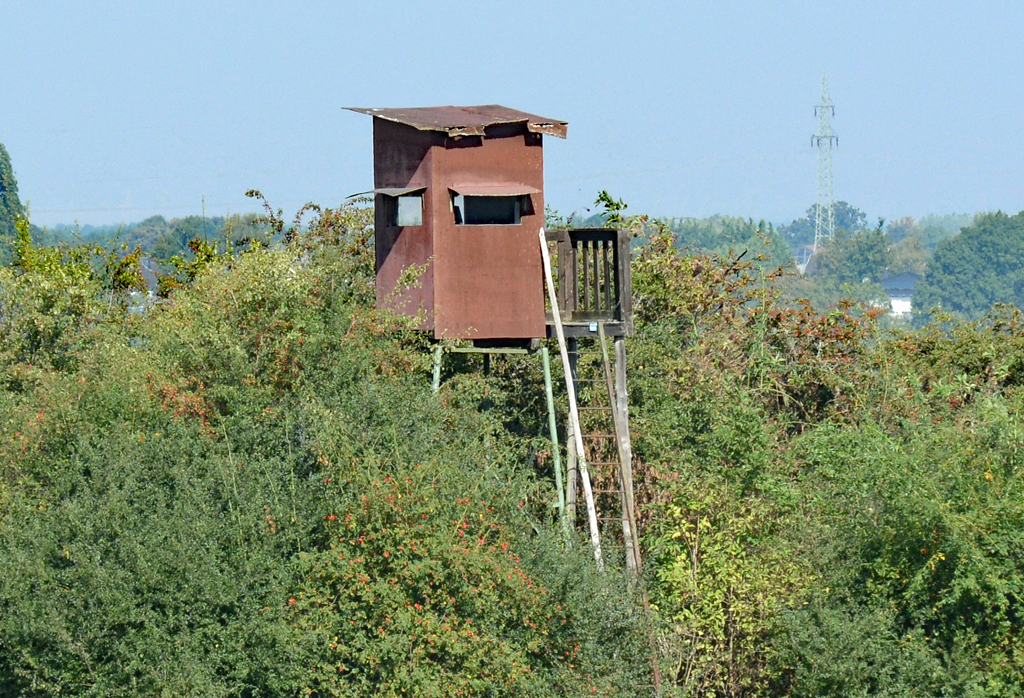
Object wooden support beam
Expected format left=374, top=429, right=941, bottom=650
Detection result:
left=613, top=336, right=642, bottom=572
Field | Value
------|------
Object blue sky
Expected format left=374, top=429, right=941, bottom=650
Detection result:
left=3, top=0, right=1024, bottom=227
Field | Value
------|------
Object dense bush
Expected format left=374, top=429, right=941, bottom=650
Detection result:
left=916, top=211, right=1024, bottom=320
left=619, top=218, right=1024, bottom=696
left=0, top=203, right=648, bottom=696
left=4, top=199, right=1024, bottom=697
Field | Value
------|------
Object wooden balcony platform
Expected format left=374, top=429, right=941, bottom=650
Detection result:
left=544, top=228, right=633, bottom=338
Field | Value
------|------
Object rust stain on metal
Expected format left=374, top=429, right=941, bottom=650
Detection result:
left=448, top=183, right=541, bottom=196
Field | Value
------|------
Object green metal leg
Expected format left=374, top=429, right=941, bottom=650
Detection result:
left=542, top=347, right=567, bottom=534
left=432, top=344, right=443, bottom=392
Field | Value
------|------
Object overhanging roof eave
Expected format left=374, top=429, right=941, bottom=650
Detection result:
left=346, top=105, right=567, bottom=139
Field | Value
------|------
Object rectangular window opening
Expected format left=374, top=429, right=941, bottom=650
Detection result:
left=452, top=194, right=531, bottom=225
left=395, top=194, right=423, bottom=227
left=377, top=188, right=425, bottom=227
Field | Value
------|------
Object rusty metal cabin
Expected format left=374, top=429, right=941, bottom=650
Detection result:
left=348, top=105, right=567, bottom=340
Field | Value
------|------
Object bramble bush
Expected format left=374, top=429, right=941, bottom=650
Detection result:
left=290, top=469, right=581, bottom=697
left=612, top=214, right=1024, bottom=696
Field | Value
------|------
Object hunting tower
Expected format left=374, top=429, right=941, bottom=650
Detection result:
left=348, top=105, right=568, bottom=340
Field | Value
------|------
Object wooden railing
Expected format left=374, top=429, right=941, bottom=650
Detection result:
left=544, top=228, right=633, bottom=336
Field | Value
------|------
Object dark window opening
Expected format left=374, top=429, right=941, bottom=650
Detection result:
left=452, top=194, right=532, bottom=225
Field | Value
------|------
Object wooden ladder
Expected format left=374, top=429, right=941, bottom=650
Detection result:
left=565, top=324, right=642, bottom=572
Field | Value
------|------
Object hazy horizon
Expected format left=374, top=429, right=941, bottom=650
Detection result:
left=4, top=1, right=1024, bottom=228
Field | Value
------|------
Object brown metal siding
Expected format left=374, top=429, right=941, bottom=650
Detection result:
left=431, top=128, right=546, bottom=339
left=372, top=119, right=437, bottom=327
left=370, top=116, right=548, bottom=340
left=349, top=105, right=567, bottom=139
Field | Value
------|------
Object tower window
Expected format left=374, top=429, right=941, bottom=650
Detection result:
left=449, top=185, right=538, bottom=225
left=395, top=194, right=423, bottom=227
left=453, top=194, right=524, bottom=225
left=375, top=187, right=426, bottom=227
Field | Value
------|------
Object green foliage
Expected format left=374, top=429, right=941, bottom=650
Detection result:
left=783, top=223, right=893, bottom=310
left=5, top=188, right=1024, bottom=697
left=624, top=218, right=1024, bottom=695
left=595, top=190, right=629, bottom=228
left=292, top=471, right=585, bottom=697
left=0, top=218, right=155, bottom=380
left=917, top=213, right=975, bottom=248
left=765, top=310, right=1024, bottom=696
left=915, top=211, right=1024, bottom=320
left=0, top=142, right=27, bottom=264
left=44, top=213, right=273, bottom=266
left=780, top=201, right=868, bottom=248
left=0, top=398, right=308, bottom=696
left=813, top=224, right=889, bottom=284
left=0, top=142, right=26, bottom=236
left=104, top=245, right=147, bottom=294
left=625, top=224, right=877, bottom=696
left=887, top=232, right=930, bottom=276
left=0, top=219, right=105, bottom=374
left=0, top=199, right=650, bottom=697
left=772, top=602, right=946, bottom=697
left=664, top=215, right=789, bottom=265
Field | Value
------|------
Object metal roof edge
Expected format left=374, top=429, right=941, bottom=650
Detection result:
left=345, top=106, right=567, bottom=139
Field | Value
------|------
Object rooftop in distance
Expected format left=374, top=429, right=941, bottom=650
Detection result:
left=346, top=105, right=568, bottom=139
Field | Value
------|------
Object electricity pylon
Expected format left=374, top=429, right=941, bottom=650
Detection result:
left=812, top=74, right=838, bottom=252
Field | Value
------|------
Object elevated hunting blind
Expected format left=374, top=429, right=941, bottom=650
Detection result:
left=349, top=104, right=568, bottom=340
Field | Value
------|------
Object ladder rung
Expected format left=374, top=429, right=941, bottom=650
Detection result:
left=578, top=406, right=611, bottom=411
left=593, top=489, right=623, bottom=494
left=584, top=433, right=617, bottom=439
left=588, top=461, right=620, bottom=466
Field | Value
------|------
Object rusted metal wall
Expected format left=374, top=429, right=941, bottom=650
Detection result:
left=430, top=126, right=546, bottom=340
left=372, top=118, right=547, bottom=340
left=373, top=119, right=437, bottom=327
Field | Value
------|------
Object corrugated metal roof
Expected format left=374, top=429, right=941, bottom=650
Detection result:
left=347, top=105, right=567, bottom=139
left=449, top=183, right=541, bottom=196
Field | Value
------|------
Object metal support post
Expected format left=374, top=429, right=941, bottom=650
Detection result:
left=542, top=347, right=567, bottom=535
left=432, top=344, right=443, bottom=392
left=565, top=336, right=578, bottom=525
left=432, top=343, right=566, bottom=534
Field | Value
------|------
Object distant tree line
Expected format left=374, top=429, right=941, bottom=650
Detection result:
left=46, top=213, right=273, bottom=266
left=551, top=192, right=1022, bottom=321
left=916, top=211, right=1024, bottom=319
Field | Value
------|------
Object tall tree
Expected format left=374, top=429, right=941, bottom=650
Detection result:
left=0, top=142, right=26, bottom=238
left=781, top=201, right=868, bottom=248
left=915, top=211, right=1024, bottom=319
left=814, top=224, right=889, bottom=284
